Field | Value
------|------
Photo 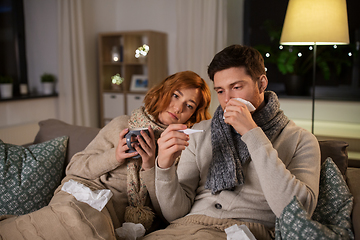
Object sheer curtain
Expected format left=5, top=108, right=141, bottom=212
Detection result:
left=57, top=0, right=97, bottom=127
left=176, top=0, right=227, bottom=114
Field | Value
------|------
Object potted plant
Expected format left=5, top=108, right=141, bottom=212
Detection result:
left=41, top=73, right=56, bottom=95
left=0, top=75, right=14, bottom=99
left=254, top=20, right=352, bottom=95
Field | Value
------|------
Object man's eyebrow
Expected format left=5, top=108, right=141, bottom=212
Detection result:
left=214, top=80, right=245, bottom=90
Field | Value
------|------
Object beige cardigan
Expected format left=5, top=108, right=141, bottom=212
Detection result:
left=65, top=115, right=160, bottom=228
left=155, top=119, right=321, bottom=228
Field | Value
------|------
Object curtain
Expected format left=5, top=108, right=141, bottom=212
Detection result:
left=57, top=0, right=96, bottom=127
left=176, top=0, right=227, bottom=114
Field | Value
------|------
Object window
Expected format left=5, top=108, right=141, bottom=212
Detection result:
left=244, top=0, right=360, bottom=101
left=0, top=0, right=27, bottom=98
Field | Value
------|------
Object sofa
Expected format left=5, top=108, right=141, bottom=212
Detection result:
left=1, top=118, right=360, bottom=239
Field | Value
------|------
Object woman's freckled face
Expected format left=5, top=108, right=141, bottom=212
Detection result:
left=158, top=88, right=201, bottom=125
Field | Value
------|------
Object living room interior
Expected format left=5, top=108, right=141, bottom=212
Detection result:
left=0, top=0, right=359, bottom=166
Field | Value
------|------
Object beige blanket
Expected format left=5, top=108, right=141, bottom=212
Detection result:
left=141, top=215, right=274, bottom=240
left=0, top=183, right=118, bottom=240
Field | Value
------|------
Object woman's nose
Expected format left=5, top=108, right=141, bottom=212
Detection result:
left=173, top=102, right=183, bottom=113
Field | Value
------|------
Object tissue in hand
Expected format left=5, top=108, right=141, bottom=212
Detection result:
left=233, top=98, right=256, bottom=112
left=225, top=224, right=257, bottom=240
left=223, top=98, right=256, bottom=119
left=61, top=179, right=113, bottom=212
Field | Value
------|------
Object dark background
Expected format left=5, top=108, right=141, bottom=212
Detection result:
left=0, top=0, right=27, bottom=97
left=243, top=0, right=360, bottom=101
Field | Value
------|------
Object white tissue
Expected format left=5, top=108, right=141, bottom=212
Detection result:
left=225, top=224, right=257, bottom=240
left=233, top=98, right=256, bottom=112
left=223, top=98, right=256, bottom=120
left=178, top=129, right=204, bottom=135
left=61, top=179, right=113, bottom=212
left=115, top=222, right=146, bottom=240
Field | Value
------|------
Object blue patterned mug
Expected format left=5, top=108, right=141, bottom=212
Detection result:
left=125, top=128, right=149, bottom=158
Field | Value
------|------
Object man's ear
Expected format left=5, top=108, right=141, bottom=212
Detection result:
left=258, top=75, right=268, bottom=93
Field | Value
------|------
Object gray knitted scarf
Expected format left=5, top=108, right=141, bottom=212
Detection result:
left=205, top=91, right=289, bottom=194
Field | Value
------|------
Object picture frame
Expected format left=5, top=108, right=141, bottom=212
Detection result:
left=130, top=75, right=148, bottom=92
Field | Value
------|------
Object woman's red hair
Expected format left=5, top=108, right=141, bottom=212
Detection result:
left=144, top=71, right=211, bottom=127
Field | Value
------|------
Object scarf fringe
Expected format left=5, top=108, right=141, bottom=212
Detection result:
left=124, top=205, right=155, bottom=231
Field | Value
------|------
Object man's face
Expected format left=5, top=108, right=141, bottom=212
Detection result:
left=213, top=67, right=264, bottom=111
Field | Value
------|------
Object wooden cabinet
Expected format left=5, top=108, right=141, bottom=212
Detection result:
left=98, top=31, right=168, bottom=126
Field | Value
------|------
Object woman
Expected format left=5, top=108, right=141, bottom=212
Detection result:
left=66, top=70, right=211, bottom=230
left=0, top=71, right=211, bottom=240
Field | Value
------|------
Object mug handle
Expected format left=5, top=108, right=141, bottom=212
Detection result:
left=125, top=132, right=137, bottom=152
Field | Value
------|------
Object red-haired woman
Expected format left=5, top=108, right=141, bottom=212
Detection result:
left=65, top=70, right=211, bottom=232
left=0, top=71, right=211, bottom=239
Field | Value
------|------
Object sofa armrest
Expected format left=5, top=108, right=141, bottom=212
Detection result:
left=319, top=140, right=348, bottom=179
left=346, top=167, right=360, bottom=239
left=33, top=119, right=100, bottom=166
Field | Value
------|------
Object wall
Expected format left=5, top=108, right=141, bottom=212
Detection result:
left=0, top=0, right=60, bottom=145
left=280, top=99, right=360, bottom=161
left=0, top=97, right=58, bottom=144
left=1, top=0, right=178, bottom=144
left=24, top=0, right=58, bottom=95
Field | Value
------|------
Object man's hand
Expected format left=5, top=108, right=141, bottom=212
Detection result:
left=223, top=98, right=258, bottom=135
left=157, top=124, right=189, bottom=169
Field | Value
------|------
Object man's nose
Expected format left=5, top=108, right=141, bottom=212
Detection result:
left=224, top=92, right=233, bottom=103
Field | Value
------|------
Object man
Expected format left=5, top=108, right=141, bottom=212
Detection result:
left=144, top=45, right=321, bottom=239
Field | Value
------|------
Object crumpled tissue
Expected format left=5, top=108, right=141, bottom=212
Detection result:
left=225, top=224, right=257, bottom=240
left=61, top=179, right=113, bottom=211
left=223, top=98, right=256, bottom=120
left=115, top=222, right=146, bottom=240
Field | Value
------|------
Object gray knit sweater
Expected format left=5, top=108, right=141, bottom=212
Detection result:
left=155, top=119, right=321, bottom=228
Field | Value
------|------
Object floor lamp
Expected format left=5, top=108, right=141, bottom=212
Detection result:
left=279, top=0, right=349, bottom=134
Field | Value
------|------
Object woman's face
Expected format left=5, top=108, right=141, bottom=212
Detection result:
left=158, top=88, right=201, bottom=125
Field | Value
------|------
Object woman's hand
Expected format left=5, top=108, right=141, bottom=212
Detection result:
left=157, top=124, right=189, bottom=169
left=134, top=126, right=156, bottom=171
left=223, top=99, right=257, bottom=135
left=115, top=128, right=138, bottom=164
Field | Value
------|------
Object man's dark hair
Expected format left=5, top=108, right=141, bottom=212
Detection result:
left=207, top=45, right=266, bottom=82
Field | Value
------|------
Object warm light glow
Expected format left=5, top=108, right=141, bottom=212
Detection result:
left=135, top=44, right=150, bottom=58
left=280, top=0, right=349, bottom=45
left=111, top=73, right=124, bottom=85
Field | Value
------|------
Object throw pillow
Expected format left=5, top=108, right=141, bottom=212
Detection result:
left=0, top=136, right=68, bottom=215
left=275, top=157, right=354, bottom=240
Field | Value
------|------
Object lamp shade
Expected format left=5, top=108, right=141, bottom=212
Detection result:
left=280, top=0, right=349, bottom=45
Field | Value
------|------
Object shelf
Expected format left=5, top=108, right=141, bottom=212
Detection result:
left=0, top=93, right=58, bottom=102
left=98, top=30, right=168, bottom=126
